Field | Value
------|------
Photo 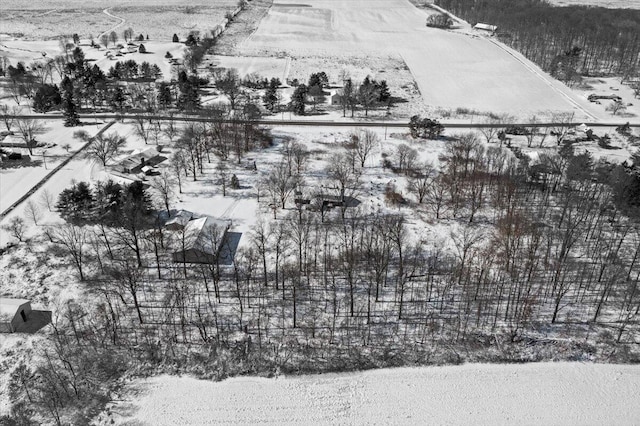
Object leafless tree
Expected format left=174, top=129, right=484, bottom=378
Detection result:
left=109, top=31, right=118, bottom=47
left=40, top=189, right=55, bottom=212
left=15, top=117, right=45, bottom=155
left=163, top=113, right=180, bottom=143
left=216, top=161, right=229, bottom=196
left=550, top=111, right=575, bottom=144
left=86, top=133, right=127, bottom=166
left=394, top=144, right=418, bottom=174
left=50, top=223, right=89, bottom=280
left=3, top=217, right=26, bottom=242
left=151, top=169, right=176, bottom=215
left=263, top=160, right=302, bottom=209
left=24, top=200, right=42, bottom=225
left=0, top=105, right=18, bottom=132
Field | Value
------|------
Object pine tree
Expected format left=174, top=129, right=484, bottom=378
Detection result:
left=63, top=92, right=80, bottom=127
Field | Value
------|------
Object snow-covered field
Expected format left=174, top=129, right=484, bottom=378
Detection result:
left=0, top=0, right=237, bottom=41
left=102, top=363, right=640, bottom=425
left=548, top=0, right=640, bottom=8
left=239, top=0, right=601, bottom=119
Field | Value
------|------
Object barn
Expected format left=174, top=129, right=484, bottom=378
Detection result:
left=0, top=298, right=32, bottom=333
left=172, top=217, right=231, bottom=264
left=474, top=23, right=498, bottom=33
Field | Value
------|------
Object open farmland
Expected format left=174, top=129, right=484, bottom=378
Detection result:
left=548, top=0, right=640, bottom=8
left=0, top=0, right=237, bottom=41
left=103, top=363, right=640, bottom=425
left=240, top=0, right=601, bottom=118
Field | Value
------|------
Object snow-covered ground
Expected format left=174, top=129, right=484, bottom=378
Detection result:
left=548, top=0, right=640, bottom=8
left=101, top=362, right=640, bottom=425
left=238, top=0, right=601, bottom=119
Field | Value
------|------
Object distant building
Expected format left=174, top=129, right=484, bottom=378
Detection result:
left=329, top=92, right=344, bottom=106
left=474, top=23, right=498, bottom=33
left=172, top=216, right=231, bottom=264
left=0, top=298, right=31, bottom=333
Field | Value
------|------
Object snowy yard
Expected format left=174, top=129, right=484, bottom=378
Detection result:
left=102, top=362, right=640, bottom=425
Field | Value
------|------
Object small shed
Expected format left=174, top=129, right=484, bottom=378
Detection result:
left=474, top=23, right=498, bottom=33
left=0, top=298, right=32, bottom=333
left=172, top=216, right=231, bottom=263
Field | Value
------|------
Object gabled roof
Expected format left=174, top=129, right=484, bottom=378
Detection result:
left=179, top=217, right=230, bottom=254
left=0, top=298, right=30, bottom=321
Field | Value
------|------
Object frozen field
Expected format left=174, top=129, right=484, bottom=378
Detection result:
left=0, top=0, right=237, bottom=40
left=241, top=0, right=600, bottom=118
left=103, top=363, right=640, bottom=425
left=548, top=0, right=640, bottom=8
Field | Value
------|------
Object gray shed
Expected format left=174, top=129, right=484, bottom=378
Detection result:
left=0, top=298, right=32, bottom=333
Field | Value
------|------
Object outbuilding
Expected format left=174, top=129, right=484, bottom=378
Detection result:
left=474, top=23, right=498, bottom=33
left=0, top=298, right=32, bottom=333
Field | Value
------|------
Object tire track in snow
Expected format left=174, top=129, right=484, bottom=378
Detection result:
left=98, top=8, right=126, bottom=40
left=485, top=37, right=598, bottom=121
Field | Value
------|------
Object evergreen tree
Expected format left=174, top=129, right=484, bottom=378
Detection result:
left=290, top=84, right=308, bottom=115
left=62, top=92, right=80, bottom=127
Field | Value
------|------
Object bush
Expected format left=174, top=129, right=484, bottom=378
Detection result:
left=426, top=13, right=453, bottom=29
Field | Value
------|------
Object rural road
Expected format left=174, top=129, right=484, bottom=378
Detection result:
left=6, top=114, right=640, bottom=129
left=98, top=8, right=126, bottom=39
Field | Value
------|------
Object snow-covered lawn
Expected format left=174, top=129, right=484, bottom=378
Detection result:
left=101, top=363, right=640, bottom=425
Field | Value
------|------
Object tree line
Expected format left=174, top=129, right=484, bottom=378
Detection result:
left=435, top=0, right=640, bottom=80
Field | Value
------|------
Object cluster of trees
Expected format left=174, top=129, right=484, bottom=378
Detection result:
left=5, top=131, right=640, bottom=425
left=107, top=60, right=162, bottom=80
left=56, top=180, right=152, bottom=225
left=408, top=115, right=445, bottom=139
left=435, top=0, right=640, bottom=78
left=288, top=72, right=391, bottom=116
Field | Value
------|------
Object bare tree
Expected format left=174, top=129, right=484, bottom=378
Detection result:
left=163, top=114, right=180, bottom=143
left=550, top=111, right=575, bottom=144
left=394, top=144, right=418, bottom=174
left=151, top=169, right=176, bottom=215
left=134, top=114, right=152, bottom=145
left=0, top=105, right=19, bottom=132
left=326, top=153, right=361, bottom=202
left=50, top=223, right=88, bottom=280
left=348, top=129, right=378, bottom=168
left=15, top=117, right=45, bottom=155
left=407, top=161, right=436, bottom=203
left=2, top=217, right=26, bottom=242
left=24, top=200, right=42, bottom=225
left=109, top=31, right=118, bottom=47
left=606, top=100, right=627, bottom=116
left=86, top=133, right=126, bottom=166
left=216, top=161, right=229, bottom=196
left=263, top=160, right=302, bottom=209
left=40, top=189, right=55, bottom=212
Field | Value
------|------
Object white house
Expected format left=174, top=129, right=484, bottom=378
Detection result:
left=0, top=298, right=32, bottom=333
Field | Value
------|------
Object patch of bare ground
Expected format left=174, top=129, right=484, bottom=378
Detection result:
left=214, top=0, right=274, bottom=56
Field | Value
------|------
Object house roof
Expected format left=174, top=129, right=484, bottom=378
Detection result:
left=179, top=217, right=231, bottom=254
left=0, top=298, right=30, bottom=321
left=474, top=23, right=497, bottom=32
left=166, top=210, right=193, bottom=228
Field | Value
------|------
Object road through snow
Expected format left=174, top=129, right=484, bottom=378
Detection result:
left=107, top=362, right=640, bottom=425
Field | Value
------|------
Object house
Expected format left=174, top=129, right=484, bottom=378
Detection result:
left=114, top=147, right=164, bottom=174
left=172, top=216, right=231, bottom=263
left=329, top=92, right=344, bottom=106
left=474, top=23, right=498, bottom=33
left=0, top=298, right=32, bottom=333
left=165, top=210, right=193, bottom=230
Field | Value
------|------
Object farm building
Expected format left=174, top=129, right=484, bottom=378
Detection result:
left=474, top=23, right=497, bottom=33
left=114, top=147, right=165, bottom=174
left=0, top=298, right=32, bottom=333
left=172, top=216, right=231, bottom=264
